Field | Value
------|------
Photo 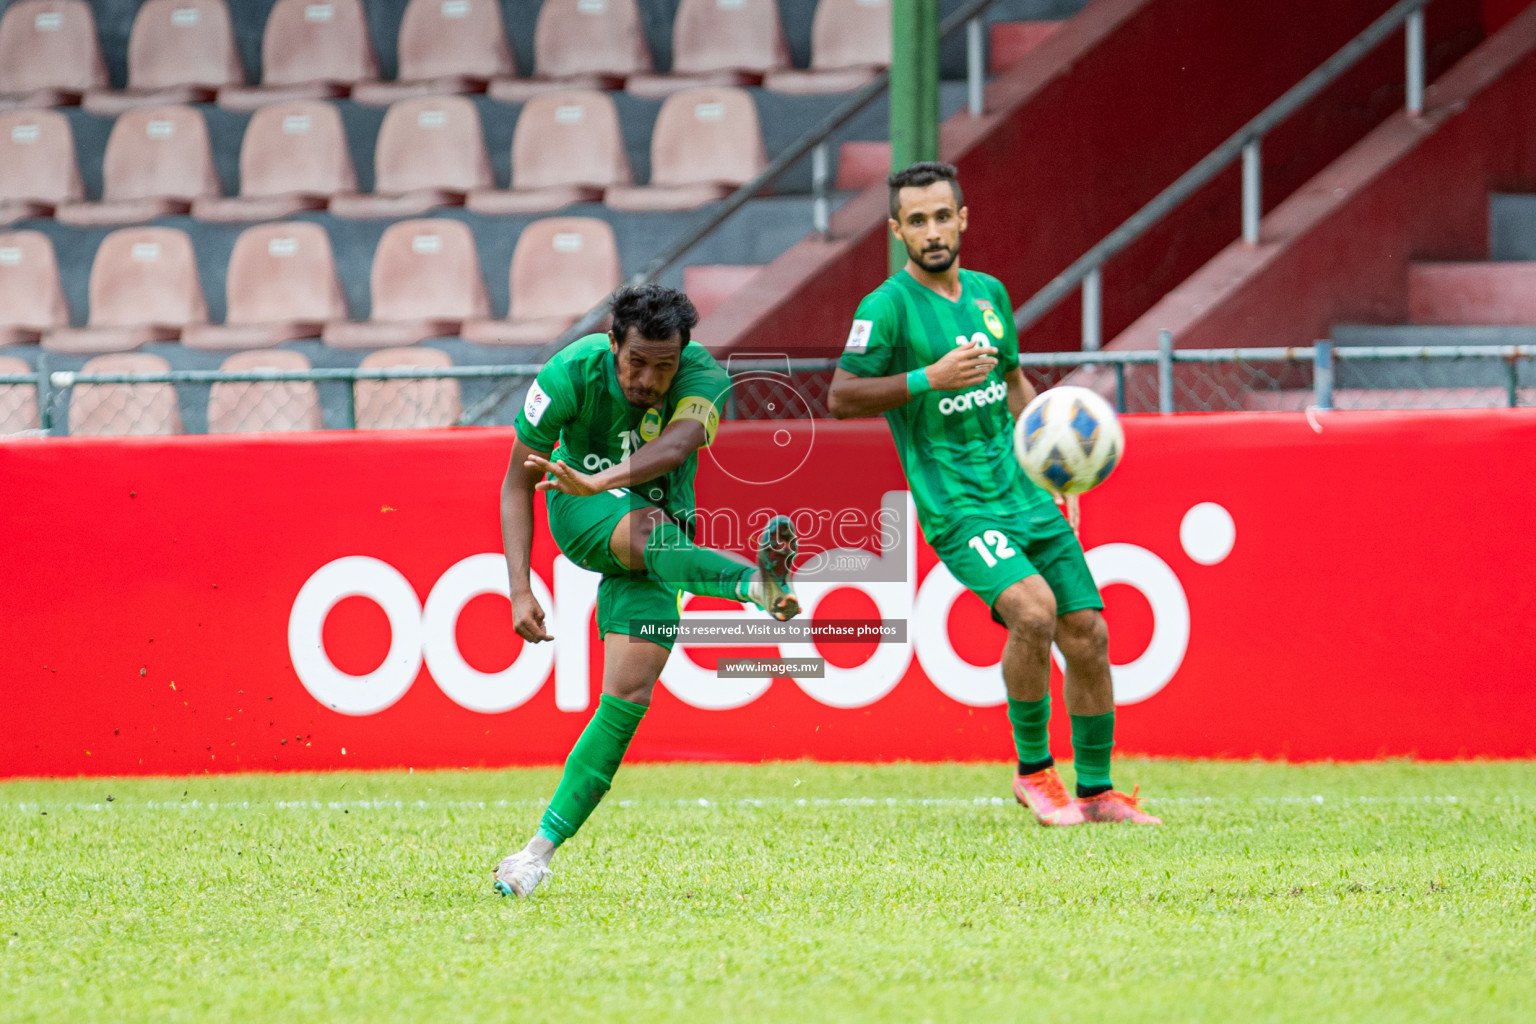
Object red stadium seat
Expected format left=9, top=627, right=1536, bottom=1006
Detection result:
left=0, top=230, right=71, bottom=344
left=1408, top=262, right=1536, bottom=325
left=217, top=0, right=379, bottom=111
left=192, top=100, right=358, bottom=222
left=988, top=21, right=1064, bottom=74
left=56, top=105, right=220, bottom=227
left=0, top=1, right=109, bottom=109
left=683, top=263, right=762, bottom=320
left=183, top=223, right=348, bottom=350
left=207, top=349, right=323, bottom=433
left=82, top=0, right=246, bottom=115
left=69, top=351, right=182, bottom=436
left=466, top=89, right=630, bottom=214
left=834, top=139, right=889, bottom=191
left=605, top=86, right=765, bottom=210
left=463, top=217, right=621, bottom=345
left=351, top=0, right=516, bottom=105
left=329, top=95, right=492, bottom=219
left=0, top=354, right=41, bottom=434
left=0, top=109, right=84, bottom=223
left=626, top=0, right=790, bottom=98
left=323, top=219, right=490, bottom=348
left=764, top=0, right=890, bottom=95
left=46, top=227, right=206, bottom=354
left=488, top=0, right=651, bottom=102
left=354, top=346, right=461, bottom=429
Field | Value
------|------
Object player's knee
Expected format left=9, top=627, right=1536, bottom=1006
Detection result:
left=997, top=589, right=1056, bottom=650
left=630, top=506, right=667, bottom=543
left=621, top=506, right=669, bottom=562
left=1056, top=610, right=1109, bottom=664
left=604, top=675, right=655, bottom=705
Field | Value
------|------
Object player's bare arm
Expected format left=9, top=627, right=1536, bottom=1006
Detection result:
left=526, top=418, right=709, bottom=496
left=1003, top=366, right=1036, bottom=417
left=1004, top=367, right=1078, bottom=530
left=828, top=343, right=1000, bottom=419
left=500, top=436, right=555, bottom=643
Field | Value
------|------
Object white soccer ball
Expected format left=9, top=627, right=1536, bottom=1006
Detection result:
left=1013, top=386, right=1125, bottom=495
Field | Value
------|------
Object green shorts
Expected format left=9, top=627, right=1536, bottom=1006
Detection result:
left=546, top=488, right=681, bottom=650
left=930, top=502, right=1102, bottom=621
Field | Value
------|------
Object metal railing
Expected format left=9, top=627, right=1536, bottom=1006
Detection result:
left=458, top=0, right=1009, bottom=426
left=1013, top=0, right=1433, bottom=351
left=6, top=342, right=1535, bottom=438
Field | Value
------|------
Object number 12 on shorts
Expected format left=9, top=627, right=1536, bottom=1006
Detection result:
left=967, top=529, right=1017, bottom=568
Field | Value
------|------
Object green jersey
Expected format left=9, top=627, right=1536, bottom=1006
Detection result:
left=514, top=333, right=730, bottom=529
left=839, top=268, right=1051, bottom=542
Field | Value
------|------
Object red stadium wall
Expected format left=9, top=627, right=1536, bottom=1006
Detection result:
left=1112, top=4, right=1536, bottom=352
left=705, top=0, right=1485, bottom=359
left=1484, top=0, right=1533, bottom=31
left=4, top=411, right=1536, bottom=778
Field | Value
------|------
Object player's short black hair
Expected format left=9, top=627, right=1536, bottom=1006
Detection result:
left=608, top=283, right=699, bottom=347
left=888, top=161, right=963, bottom=219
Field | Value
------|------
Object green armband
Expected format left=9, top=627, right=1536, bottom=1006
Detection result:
left=906, top=367, right=932, bottom=396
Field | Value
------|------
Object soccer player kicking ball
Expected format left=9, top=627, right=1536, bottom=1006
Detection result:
left=493, top=284, right=801, bottom=897
left=828, top=162, right=1159, bottom=827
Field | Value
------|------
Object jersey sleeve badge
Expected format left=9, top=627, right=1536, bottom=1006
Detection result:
left=523, top=380, right=553, bottom=425
left=845, top=319, right=873, bottom=352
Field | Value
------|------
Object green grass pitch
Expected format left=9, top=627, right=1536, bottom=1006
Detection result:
left=3, top=759, right=1533, bottom=1023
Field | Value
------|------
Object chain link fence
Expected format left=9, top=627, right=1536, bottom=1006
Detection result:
left=3, top=344, right=1535, bottom=438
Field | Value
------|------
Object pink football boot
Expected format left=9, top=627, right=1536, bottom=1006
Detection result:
left=1077, top=785, right=1163, bottom=825
left=1012, top=766, right=1086, bottom=826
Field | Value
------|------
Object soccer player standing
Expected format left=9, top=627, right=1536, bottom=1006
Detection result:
left=494, top=285, right=801, bottom=896
left=828, top=162, right=1159, bottom=826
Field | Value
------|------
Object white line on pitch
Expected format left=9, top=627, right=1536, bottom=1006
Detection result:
left=0, top=794, right=1497, bottom=813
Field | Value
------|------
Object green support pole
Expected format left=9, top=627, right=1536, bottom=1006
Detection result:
left=888, top=0, right=940, bottom=273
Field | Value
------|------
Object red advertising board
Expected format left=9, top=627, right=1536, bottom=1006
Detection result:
left=3, top=410, right=1535, bottom=777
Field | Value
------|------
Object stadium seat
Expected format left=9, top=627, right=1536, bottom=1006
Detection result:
left=988, top=21, right=1064, bottom=74
left=182, top=223, right=348, bottom=350
left=350, top=0, right=516, bottom=106
left=764, top=0, right=890, bottom=95
left=0, top=354, right=40, bottom=434
left=329, top=95, right=492, bottom=219
left=625, top=0, right=790, bottom=98
left=683, top=263, right=761, bottom=320
left=1408, top=262, right=1536, bottom=325
left=207, top=349, right=323, bottom=433
left=68, top=351, right=182, bottom=436
left=323, top=219, right=489, bottom=348
left=488, top=0, right=652, bottom=103
left=0, top=1, right=109, bottom=109
left=465, top=90, right=630, bottom=214
left=605, top=87, right=765, bottom=210
left=0, top=109, right=84, bottom=223
left=354, top=346, right=461, bottom=429
left=217, top=0, right=379, bottom=111
left=0, top=230, right=71, bottom=344
left=834, top=139, right=889, bottom=191
left=82, top=0, right=245, bottom=115
left=333, top=96, right=494, bottom=221
left=463, top=217, right=620, bottom=344
left=55, top=105, right=220, bottom=227
left=46, top=227, right=206, bottom=354
left=191, top=100, right=358, bottom=222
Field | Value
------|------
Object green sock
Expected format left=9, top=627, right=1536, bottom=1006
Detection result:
left=536, top=694, right=647, bottom=847
left=1070, top=712, right=1115, bottom=792
left=1007, top=695, right=1052, bottom=766
left=643, top=520, right=756, bottom=601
